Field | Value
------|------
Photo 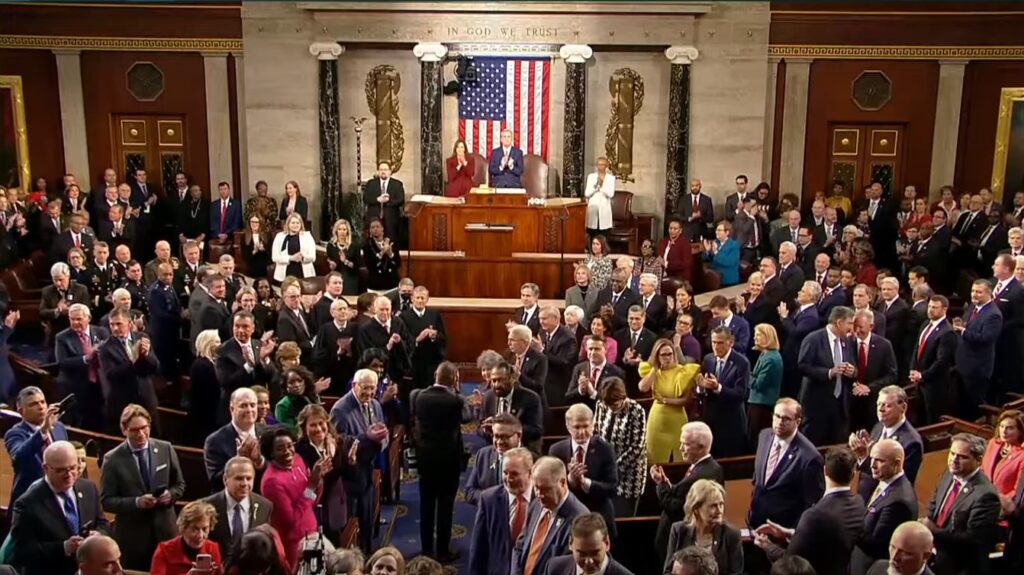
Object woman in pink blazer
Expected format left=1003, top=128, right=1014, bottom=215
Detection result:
left=259, top=426, right=327, bottom=571
left=981, top=410, right=1024, bottom=498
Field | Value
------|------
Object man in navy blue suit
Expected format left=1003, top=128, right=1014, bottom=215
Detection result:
left=511, top=457, right=588, bottom=575
left=817, top=267, right=847, bottom=327
left=953, top=279, right=1003, bottom=420
left=469, top=447, right=534, bottom=575
left=543, top=513, right=635, bottom=575
left=465, top=413, right=523, bottom=505
left=706, top=295, right=751, bottom=354
left=697, top=326, right=750, bottom=458
left=849, top=385, right=923, bottom=502
left=54, top=303, right=108, bottom=430
left=489, top=129, right=525, bottom=188
left=97, top=308, right=160, bottom=436
left=851, top=439, right=918, bottom=575
left=549, top=404, right=619, bottom=539
left=848, top=309, right=898, bottom=432
left=3, top=386, right=69, bottom=506
left=990, top=254, right=1024, bottom=403
left=209, top=182, right=242, bottom=245
left=909, top=295, right=959, bottom=424
left=147, top=262, right=181, bottom=382
left=798, top=305, right=857, bottom=445
left=779, top=281, right=822, bottom=399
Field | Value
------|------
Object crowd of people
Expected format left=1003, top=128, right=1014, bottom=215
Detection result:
left=1, top=163, right=1024, bottom=575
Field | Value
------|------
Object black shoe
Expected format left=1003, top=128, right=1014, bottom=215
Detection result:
left=436, top=550, right=461, bottom=564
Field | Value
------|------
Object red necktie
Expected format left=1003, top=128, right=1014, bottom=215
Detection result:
left=858, top=341, right=867, bottom=384
left=74, top=234, right=80, bottom=248
left=79, top=331, right=98, bottom=383
left=510, top=494, right=527, bottom=543
left=220, top=202, right=227, bottom=233
left=575, top=445, right=585, bottom=466
left=692, top=195, right=699, bottom=214
left=969, top=307, right=979, bottom=324
left=591, top=367, right=599, bottom=384
left=917, top=323, right=934, bottom=360
left=936, top=479, right=962, bottom=527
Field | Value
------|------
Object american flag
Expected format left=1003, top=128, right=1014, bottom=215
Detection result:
left=458, top=56, right=551, bottom=160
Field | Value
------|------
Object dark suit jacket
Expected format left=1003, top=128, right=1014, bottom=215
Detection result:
left=994, top=278, right=1024, bottom=390
left=40, top=283, right=91, bottom=325
left=761, top=275, right=788, bottom=308
left=778, top=262, right=805, bottom=305
left=470, top=486, right=517, bottom=575
left=780, top=304, right=820, bottom=375
left=511, top=494, right=589, bottom=575
left=565, top=361, right=626, bottom=410
left=276, top=306, right=314, bottom=358
left=856, top=420, right=924, bottom=502
left=749, top=429, right=825, bottom=529
left=100, top=439, right=186, bottom=568
left=613, top=326, right=658, bottom=382
left=464, top=446, right=503, bottom=505
left=798, top=327, right=856, bottom=445
left=818, top=286, right=847, bottom=327
left=10, top=477, right=109, bottom=575
left=679, top=192, right=715, bottom=241
left=3, top=421, right=69, bottom=507
left=852, top=474, right=918, bottom=575
left=767, top=490, right=866, bottom=575
left=277, top=195, right=309, bottom=223
left=202, top=490, right=273, bottom=559
left=953, top=210, right=987, bottom=242
left=203, top=422, right=268, bottom=491
left=640, top=294, right=669, bottom=332
left=96, top=332, right=159, bottom=430
left=354, top=317, right=412, bottom=380
left=912, top=319, right=959, bottom=423
left=362, top=177, right=406, bottom=241
left=540, top=325, right=578, bottom=405
left=548, top=555, right=634, bottom=575
left=97, top=218, right=136, bottom=252
left=209, top=197, right=243, bottom=237
left=853, top=334, right=898, bottom=401
left=663, top=521, right=743, bottom=575
left=51, top=230, right=94, bottom=263
left=413, top=385, right=466, bottom=474
left=197, top=297, right=231, bottom=339
left=513, top=305, right=542, bottom=336
left=707, top=315, right=752, bottom=356
left=925, top=470, right=1002, bottom=575
left=881, top=298, right=910, bottom=362
left=488, top=146, right=525, bottom=188
left=655, top=456, right=725, bottom=562
left=700, top=351, right=750, bottom=458
left=550, top=436, right=619, bottom=538
left=215, top=338, right=273, bottom=418
left=771, top=226, right=802, bottom=255
left=514, top=347, right=550, bottom=402
left=741, top=296, right=779, bottom=339
left=590, top=288, right=641, bottom=330
left=479, top=386, right=544, bottom=446
left=54, top=326, right=108, bottom=396
left=956, top=302, right=1003, bottom=383
left=329, top=392, right=388, bottom=494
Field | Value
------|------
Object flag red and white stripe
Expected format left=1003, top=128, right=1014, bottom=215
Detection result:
left=458, top=58, right=551, bottom=160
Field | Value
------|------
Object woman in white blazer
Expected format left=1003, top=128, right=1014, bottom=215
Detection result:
left=272, top=213, right=316, bottom=282
left=584, top=156, right=616, bottom=246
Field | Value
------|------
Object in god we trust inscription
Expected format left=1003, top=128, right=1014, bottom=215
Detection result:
left=446, top=25, right=560, bottom=40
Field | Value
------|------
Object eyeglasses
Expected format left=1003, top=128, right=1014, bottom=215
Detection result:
left=657, top=351, right=675, bottom=357
left=772, top=413, right=797, bottom=423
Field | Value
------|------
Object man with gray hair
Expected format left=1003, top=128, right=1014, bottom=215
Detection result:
left=511, top=456, right=588, bottom=575
left=848, top=307, right=898, bottom=432
left=866, top=521, right=934, bottom=575
left=651, top=421, right=724, bottom=564
left=798, top=305, right=857, bottom=445
left=638, top=272, right=667, bottom=331
left=55, top=303, right=109, bottom=429
left=41, top=261, right=90, bottom=336
left=489, top=128, right=524, bottom=188
left=549, top=404, right=619, bottom=538
left=669, top=546, right=718, bottom=575
left=921, top=432, right=1000, bottom=575
left=4, top=386, right=70, bottom=506
left=777, top=241, right=806, bottom=306
left=469, top=446, right=535, bottom=575
left=537, top=305, right=578, bottom=406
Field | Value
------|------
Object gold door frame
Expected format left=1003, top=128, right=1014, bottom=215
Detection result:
left=991, top=87, right=1024, bottom=201
left=0, top=75, right=31, bottom=189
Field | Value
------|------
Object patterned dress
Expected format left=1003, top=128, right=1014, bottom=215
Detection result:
left=594, top=398, right=648, bottom=499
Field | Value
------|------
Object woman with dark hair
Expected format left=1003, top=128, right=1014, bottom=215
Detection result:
left=259, top=425, right=327, bottom=571
left=364, top=218, right=401, bottom=290
left=245, top=180, right=279, bottom=230
left=444, top=139, right=476, bottom=198
left=278, top=180, right=309, bottom=223
left=223, top=524, right=291, bottom=575
left=581, top=314, right=618, bottom=363
left=665, top=282, right=703, bottom=340
left=274, top=365, right=329, bottom=430
left=241, top=214, right=272, bottom=279
left=981, top=409, right=1024, bottom=498
left=634, top=239, right=665, bottom=285
left=584, top=234, right=613, bottom=291
left=295, top=404, right=358, bottom=546
left=176, top=184, right=209, bottom=250
left=593, top=377, right=648, bottom=516
left=62, top=184, right=89, bottom=214
left=253, top=278, right=279, bottom=334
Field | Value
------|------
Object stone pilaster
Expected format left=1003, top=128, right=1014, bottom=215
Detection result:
left=664, top=46, right=699, bottom=220
left=762, top=57, right=781, bottom=184
left=414, top=42, right=448, bottom=196
left=202, top=52, right=233, bottom=192
left=232, top=52, right=250, bottom=199
left=310, top=42, right=345, bottom=239
left=53, top=50, right=90, bottom=184
left=559, top=44, right=593, bottom=199
left=779, top=58, right=813, bottom=206
left=929, top=60, right=968, bottom=199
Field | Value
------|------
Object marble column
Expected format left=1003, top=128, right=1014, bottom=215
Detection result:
left=202, top=53, right=233, bottom=192
left=414, top=42, right=448, bottom=196
left=53, top=49, right=90, bottom=185
left=310, top=42, right=344, bottom=238
left=779, top=58, right=813, bottom=205
left=664, top=46, right=699, bottom=221
left=762, top=57, right=781, bottom=184
left=232, top=52, right=250, bottom=199
left=560, top=44, right=593, bottom=199
left=929, top=60, right=968, bottom=198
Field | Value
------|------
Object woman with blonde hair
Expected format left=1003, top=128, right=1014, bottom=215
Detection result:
left=639, top=338, right=699, bottom=463
left=189, top=329, right=222, bottom=441
left=150, top=500, right=223, bottom=575
left=67, top=246, right=88, bottom=283
left=663, top=479, right=743, bottom=575
left=272, top=213, right=316, bottom=282
left=366, top=546, right=405, bottom=574
left=748, top=324, right=783, bottom=441
left=241, top=213, right=271, bottom=279
left=326, top=218, right=360, bottom=295
left=278, top=180, right=309, bottom=223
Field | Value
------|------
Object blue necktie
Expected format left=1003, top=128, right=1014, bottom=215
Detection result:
left=59, top=492, right=79, bottom=534
left=134, top=448, right=151, bottom=491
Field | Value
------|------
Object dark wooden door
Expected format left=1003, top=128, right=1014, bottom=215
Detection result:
left=112, top=114, right=188, bottom=196
left=827, top=124, right=904, bottom=205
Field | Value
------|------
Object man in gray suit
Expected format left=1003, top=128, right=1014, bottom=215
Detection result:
left=99, top=404, right=186, bottom=570
left=511, top=457, right=588, bottom=575
left=202, top=456, right=273, bottom=558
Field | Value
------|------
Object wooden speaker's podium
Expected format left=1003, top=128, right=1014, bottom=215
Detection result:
left=407, top=188, right=586, bottom=256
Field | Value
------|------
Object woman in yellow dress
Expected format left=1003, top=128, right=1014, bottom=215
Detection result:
left=639, top=338, right=700, bottom=464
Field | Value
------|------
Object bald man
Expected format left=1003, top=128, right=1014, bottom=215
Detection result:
left=865, top=521, right=934, bottom=575
left=852, top=439, right=918, bottom=575
left=76, top=535, right=123, bottom=575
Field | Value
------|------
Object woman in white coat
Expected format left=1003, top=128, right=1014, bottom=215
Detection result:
left=272, top=213, right=316, bottom=282
left=584, top=156, right=616, bottom=249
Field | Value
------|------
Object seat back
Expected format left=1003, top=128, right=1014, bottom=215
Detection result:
left=611, top=190, right=634, bottom=223
left=472, top=153, right=487, bottom=186
left=523, top=154, right=549, bottom=198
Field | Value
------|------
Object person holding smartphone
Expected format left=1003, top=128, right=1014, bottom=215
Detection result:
left=150, top=500, right=223, bottom=575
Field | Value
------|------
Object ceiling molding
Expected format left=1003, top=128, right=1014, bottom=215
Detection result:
left=769, top=44, right=1024, bottom=60
left=0, top=34, right=242, bottom=52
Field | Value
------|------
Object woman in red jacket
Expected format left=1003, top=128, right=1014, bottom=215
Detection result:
left=444, top=139, right=477, bottom=197
left=982, top=409, right=1024, bottom=497
left=656, top=216, right=693, bottom=284
left=150, top=501, right=223, bottom=575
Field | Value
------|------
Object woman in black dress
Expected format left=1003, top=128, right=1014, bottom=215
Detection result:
left=241, top=214, right=272, bottom=279
left=326, top=218, right=360, bottom=295
left=176, top=184, right=209, bottom=252
left=253, top=278, right=279, bottom=334
left=277, top=180, right=309, bottom=224
left=362, top=218, right=400, bottom=291
left=188, top=328, right=222, bottom=444
left=665, top=281, right=703, bottom=340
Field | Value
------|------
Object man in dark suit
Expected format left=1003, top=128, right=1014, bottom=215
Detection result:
left=818, top=268, right=847, bottom=327
left=196, top=273, right=231, bottom=340
left=849, top=310, right=899, bottom=431
left=952, top=194, right=987, bottom=250
left=759, top=257, right=788, bottom=308
left=865, top=521, right=935, bottom=575
left=779, top=281, right=822, bottom=399
left=698, top=326, right=750, bottom=458
left=488, top=129, right=525, bottom=189
left=851, top=439, right=919, bottom=575
left=363, top=160, right=406, bottom=246
left=537, top=306, right=578, bottom=406
left=389, top=277, right=415, bottom=316
left=723, top=174, right=749, bottom=222
left=202, top=456, right=273, bottom=559
left=777, top=242, right=806, bottom=306
left=478, top=361, right=545, bottom=450
left=748, top=398, right=825, bottom=531
left=9, top=441, right=109, bottom=575
left=549, top=404, right=619, bottom=539
left=54, top=304, right=108, bottom=430
left=974, top=208, right=1008, bottom=275
left=469, top=447, right=535, bottom=575
left=512, top=282, right=543, bottom=335
left=705, top=294, right=752, bottom=355
left=589, top=269, right=640, bottom=330
left=355, top=295, right=413, bottom=393
left=3, top=387, right=70, bottom=507
left=310, top=272, right=347, bottom=331
left=954, top=279, right=1003, bottom=420
left=755, top=447, right=865, bottom=575
left=990, top=254, right=1024, bottom=403
left=614, top=305, right=658, bottom=395
left=650, top=421, right=724, bottom=565
left=733, top=196, right=766, bottom=263
left=99, top=404, right=185, bottom=570
left=465, top=413, right=523, bottom=505
left=312, top=298, right=357, bottom=396
left=51, top=212, right=94, bottom=265
left=511, top=457, right=589, bottom=575
left=637, top=273, right=668, bottom=332
left=400, top=285, right=448, bottom=394
left=922, top=433, right=1001, bottom=575
left=203, top=388, right=268, bottom=490
left=276, top=282, right=314, bottom=360
left=413, top=362, right=466, bottom=562
left=545, top=513, right=635, bottom=575
left=215, top=311, right=276, bottom=422
left=862, top=181, right=899, bottom=269
left=37, top=198, right=63, bottom=252
left=679, top=178, right=714, bottom=241
left=909, top=295, right=959, bottom=424
left=147, top=262, right=181, bottom=382
left=565, top=336, right=626, bottom=409
left=798, top=306, right=857, bottom=445
left=878, top=277, right=910, bottom=373
left=209, top=182, right=242, bottom=245
left=97, top=204, right=136, bottom=254
left=770, top=210, right=803, bottom=256
left=41, top=262, right=91, bottom=336
left=119, top=260, right=150, bottom=317
left=851, top=284, right=886, bottom=336
left=849, top=385, right=924, bottom=502
left=797, top=228, right=823, bottom=277
left=97, top=308, right=160, bottom=436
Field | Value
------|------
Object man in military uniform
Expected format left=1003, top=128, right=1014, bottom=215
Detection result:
left=111, top=243, right=132, bottom=284
left=121, top=260, right=150, bottom=317
left=174, top=240, right=202, bottom=308
left=143, top=240, right=178, bottom=287
left=218, top=254, right=245, bottom=306
left=81, top=241, right=116, bottom=318
left=149, top=262, right=182, bottom=382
